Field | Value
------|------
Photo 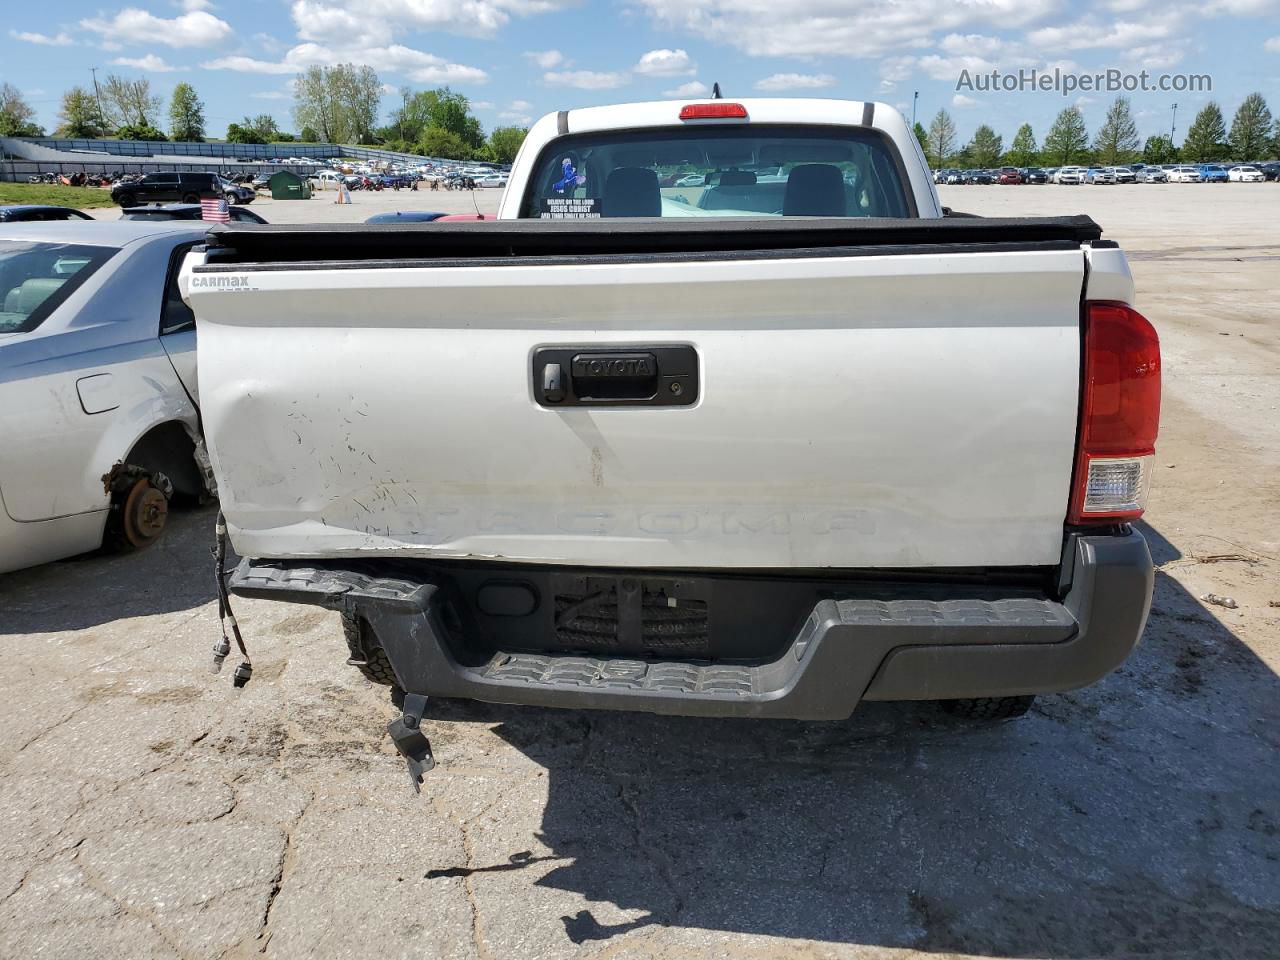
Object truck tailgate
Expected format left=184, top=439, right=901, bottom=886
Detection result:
left=187, top=222, right=1089, bottom=569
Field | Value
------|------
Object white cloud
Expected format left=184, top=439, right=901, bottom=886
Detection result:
left=252, top=32, right=283, bottom=52
left=250, top=90, right=290, bottom=100
left=634, top=48, right=695, bottom=76
left=288, top=0, right=568, bottom=40
left=81, top=8, right=234, bottom=48
left=1026, top=18, right=1177, bottom=49
left=635, top=0, right=1060, bottom=58
left=938, top=33, right=1005, bottom=56
left=498, top=100, right=533, bottom=123
left=543, top=70, right=628, bottom=89
left=951, top=93, right=981, bottom=107
left=663, top=80, right=709, bottom=97
left=202, top=43, right=488, bottom=84
left=178, top=0, right=213, bottom=9
left=9, top=30, right=75, bottom=46
left=111, top=54, right=181, bottom=71
left=754, top=73, right=835, bottom=91
left=472, top=100, right=494, bottom=109
left=291, top=1, right=393, bottom=47
left=202, top=55, right=297, bottom=74
left=1264, top=35, right=1280, bottom=51
left=524, top=49, right=563, bottom=68
left=877, top=55, right=914, bottom=91
left=917, top=53, right=998, bottom=81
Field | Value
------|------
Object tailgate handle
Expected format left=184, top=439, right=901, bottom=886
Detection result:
left=571, top=353, right=657, bottom=400
left=533, top=346, right=698, bottom=407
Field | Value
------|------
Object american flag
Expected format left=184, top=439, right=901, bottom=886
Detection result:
left=200, top=197, right=230, bottom=223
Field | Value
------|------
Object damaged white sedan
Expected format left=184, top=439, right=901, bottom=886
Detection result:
left=0, top=220, right=215, bottom=574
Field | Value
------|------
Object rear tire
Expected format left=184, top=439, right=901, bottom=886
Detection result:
left=182, top=193, right=200, bottom=204
left=340, top=613, right=399, bottom=687
left=116, top=193, right=136, bottom=208
left=940, top=695, right=1035, bottom=721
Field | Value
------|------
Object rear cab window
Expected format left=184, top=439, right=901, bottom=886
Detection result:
left=0, top=241, right=115, bottom=334
left=519, top=124, right=913, bottom=219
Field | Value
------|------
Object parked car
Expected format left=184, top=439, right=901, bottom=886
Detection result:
left=944, top=169, right=965, bottom=184
left=112, top=172, right=254, bottom=207
left=186, top=96, right=1159, bottom=789
left=1053, top=166, right=1086, bottom=184
left=674, top=173, right=706, bottom=187
left=1140, top=167, right=1169, bottom=183
left=1198, top=164, right=1229, bottom=183
left=1169, top=166, right=1202, bottom=182
left=0, top=221, right=215, bottom=573
left=1022, top=167, right=1048, bottom=184
left=0, top=206, right=94, bottom=223
left=1259, top=162, right=1280, bottom=181
left=1227, top=165, right=1264, bottom=182
left=997, top=167, right=1023, bottom=184
left=364, top=212, right=448, bottom=223
left=1110, top=166, right=1136, bottom=184
left=964, top=169, right=992, bottom=184
left=1085, top=167, right=1116, bottom=184
left=121, top=204, right=269, bottom=224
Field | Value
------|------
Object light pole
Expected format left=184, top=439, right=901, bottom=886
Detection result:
left=90, top=67, right=106, bottom=136
left=1170, top=102, right=1177, bottom=152
left=912, top=91, right=918, bottom=128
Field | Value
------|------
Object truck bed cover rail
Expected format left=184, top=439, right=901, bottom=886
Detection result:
left=200, top=215, right=1104, bottom=266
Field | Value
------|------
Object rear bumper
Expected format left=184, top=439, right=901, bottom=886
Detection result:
left=230, top=531, right=1152, bottom=720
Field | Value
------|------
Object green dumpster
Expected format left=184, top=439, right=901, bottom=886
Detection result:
left=268, top=171, right=312, bottom=200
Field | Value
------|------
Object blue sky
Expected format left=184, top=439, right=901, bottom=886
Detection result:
left=4, top=0, right=1279, bottom=145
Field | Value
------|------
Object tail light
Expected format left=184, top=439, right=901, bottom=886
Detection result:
left=679, top=103, right=748, bottom=120
left=1068, top=301, right=1161, bottom=524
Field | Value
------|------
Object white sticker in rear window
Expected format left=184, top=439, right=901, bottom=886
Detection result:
left=540, top=197, right=600, bottom=219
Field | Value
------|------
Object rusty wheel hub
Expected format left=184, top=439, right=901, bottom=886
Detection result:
left=121, top=478, right=169, bottom=548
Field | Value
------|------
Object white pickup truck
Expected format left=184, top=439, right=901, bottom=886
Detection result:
left=183, top=98, right=1159, bottom=779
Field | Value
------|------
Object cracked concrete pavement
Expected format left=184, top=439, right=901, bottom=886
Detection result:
left=2, top=184, right=1278, bottom=959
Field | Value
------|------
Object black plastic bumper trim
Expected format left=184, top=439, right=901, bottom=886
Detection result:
left=229, top=531, right=1152, bottom=719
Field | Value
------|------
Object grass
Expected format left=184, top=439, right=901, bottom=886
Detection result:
left=0, top=182, right=118, bottom=210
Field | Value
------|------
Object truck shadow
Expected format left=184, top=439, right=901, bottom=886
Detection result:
left=0, top=504, right=218, bottom=634
left=435, top=522, right=1280, bottom=957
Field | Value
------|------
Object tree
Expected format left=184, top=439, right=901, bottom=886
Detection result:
left=56, top=87, right=105, bottom=138
left=386, top=88, right=484, bottom=149
left=1043, top=106, right=1089, bottom=164
left=293, top=64, right=381, bottom=145
left=226, top=115, right=281, bottom=144
left=101, top=74, right=161, bottom=130
left=168, top=82, right=206, bottom=142
left=487, top=126, right=528, bottom=164
left=115, top=122, right=167, bottom=141
left=1093, top=96, right=1140, bottom=164
left=967, top=124, right=1003, bottom=167
left=1004, top=123, right=1037, bottom=166
left=1142, top=135, right=1177, bottom=164
left=299, top=126, right=319, bottom=142
left=926, top=109, right=957, bottom=168
left=417, top=126, right=473, bottom=160
left=1181, top=102, right=1227, bottom=161
left=225, top=122, right=262, bottom=144
left=912, top=121, right=929, bottom=160
left=0, top=83, right=43, bottom=137
left=1228, top=93, right=1272, bottom=161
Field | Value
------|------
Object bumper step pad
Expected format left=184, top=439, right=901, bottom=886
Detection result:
left=481, top=653, right=756, bottom=696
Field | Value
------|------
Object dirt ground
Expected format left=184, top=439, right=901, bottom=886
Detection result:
left=3, top=183, right=1278, bottom=959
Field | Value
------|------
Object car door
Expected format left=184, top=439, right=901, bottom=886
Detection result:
left=159, top=242, right=199, bottom=403
left=142, top=172, right=180, bottom=202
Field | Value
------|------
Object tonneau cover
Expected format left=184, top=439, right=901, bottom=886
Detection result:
left=201, top=215, right=1104, bottom=265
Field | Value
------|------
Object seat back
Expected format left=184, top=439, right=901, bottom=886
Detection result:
left=783, top=164, right=847, bottom=217
left=602, top=167, right=661, bottom=217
